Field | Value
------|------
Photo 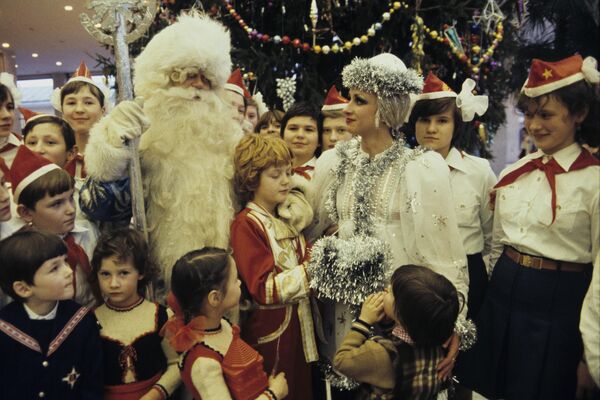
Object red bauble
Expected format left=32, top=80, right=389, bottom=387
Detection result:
left=292, top=38, right=301, bottom=48
left=282, top=35, right=291, bottom=45
left=302, top=42, right=310, bottom=51
left=261, top=34, right=270, bottom=42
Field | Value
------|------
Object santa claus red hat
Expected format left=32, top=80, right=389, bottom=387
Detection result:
left=10, top=146, right=61, bottom=204
left=51, top=61, right=111, bottom=112
left=18, top=107, right=39, bottom=122
left=225, top=69, right=251, bottom=98
left=522, top=54, right=600, bottom=97
left=415, top=72, right=488, bottom=122
left=321, top=85, right=349, bottom=112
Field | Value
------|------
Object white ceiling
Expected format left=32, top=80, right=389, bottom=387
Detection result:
left=0, top=0, right=113, bottom=78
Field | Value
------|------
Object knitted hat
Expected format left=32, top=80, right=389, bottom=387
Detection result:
left=225, top=69, right=251, bottom=98
left=10, top=146, right=60, bottom=204
left=50, top=61, right=111, bottom=112
left=416, top=72, right=488, bottom=122
left=521, top=54, right=600, bottom=97
left=321, top=85, right=349, bottom=112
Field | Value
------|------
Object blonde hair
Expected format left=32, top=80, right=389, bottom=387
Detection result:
left=234, top=134, right=293, bottom=205
left=321, top=109, right=345, bottom=119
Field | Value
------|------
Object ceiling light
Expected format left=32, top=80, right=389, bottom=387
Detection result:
left=15, top=65, right=18, bottom=68
left=1, top=43, right=9, bottom=48
left=56, top=61, right=63, bottom=66
left=32, top=53, right=39, bottom=58
left=64, top=5, right=73, bottom=11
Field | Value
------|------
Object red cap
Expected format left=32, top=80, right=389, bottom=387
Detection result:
left=18, top=107, right=39, bottom=122
left=10, top=146, right=60, bottom=204
left=224, top=69, right=251, bottom=98
left=416, top=72, right=457, bottom=100
left=321, top=85, right=349, bottom=111
left=522, top=55, right=587, bottom=97
left=72, top=61, right=92, bottom=79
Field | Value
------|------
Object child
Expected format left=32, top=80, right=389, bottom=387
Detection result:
left=407, top=72, right=496, bottom=319
left=334, top=265, right=461, bottom=400
left=0, top=230, right=103, bottom=399
left=23, top=114, right=78, bottom=170
left=162, top=247, right=288, bottom=400
left=231, top=134, right=318, bottom=400
left=10, top=145, right=96, bottom=306
left=91, top=227, right=181, bottom=399
left=280, top=102, right=322, bottom=180
left=255, top=110, right=284, bottom=137
left=0, top=159, right=11, bottom=237
left=457, top=55, right=600, bottom=399
left=0, top=75, right=23, bottom=169
left=321, top=85, right=352, bottom=150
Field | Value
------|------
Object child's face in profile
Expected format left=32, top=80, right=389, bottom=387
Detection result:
left=322, top=116, right=352, bottom=150
left=97, top=255, right=143, bottom=308
left=383, top=285, right=397, bottom=322
left=21, top=189, right=76, bottom=235
left=218, top=257, right=242, bottom=312
left=253, top=163, right=292, bottom=213
left=24, top=255, right=74, bottom=303
left=25, top=122, right=76, bottom=168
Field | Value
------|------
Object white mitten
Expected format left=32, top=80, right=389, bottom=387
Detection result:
left=105, top=99, right=150, bottom=147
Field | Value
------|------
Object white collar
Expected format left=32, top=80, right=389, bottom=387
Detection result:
left=24, top=301, right=59, bottom=320
left=445, top=147, right=467, bottom=172
left=533, top=142, right=582, bottom=171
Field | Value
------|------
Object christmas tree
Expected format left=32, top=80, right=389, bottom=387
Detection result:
left=94, top=0, right=598, bottom=156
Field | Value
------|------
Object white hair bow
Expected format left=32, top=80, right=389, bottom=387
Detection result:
left=456, top=78, right=488, bottom=122
left=253, top=91, right=268, bottom=118
left=581, top=56, right=600, bottom=84
left=0, top=72, right=22, bottom=106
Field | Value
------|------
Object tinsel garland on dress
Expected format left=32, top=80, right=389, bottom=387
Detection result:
left=455, top=317, right=478, bottom=351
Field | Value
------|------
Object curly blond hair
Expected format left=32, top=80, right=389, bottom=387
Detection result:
left=234, top=134, right=293, bottom=205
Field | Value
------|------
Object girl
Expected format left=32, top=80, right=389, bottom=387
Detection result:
left=163, top=247, right=288, bottom=400
left=50, top=62, right=108, bottom=182
left=231, top=134, right=318, bottom=400
left=255, top=110, right=284, bottom=137
left=308, top=53, right=468, bottom=390
left=280, top=102, right=322, bottom=181
left=321, top=85, right=352, bottom=150
left=334, top=265, right=461, bottom=400
left=458, top=55, right=600, bottom=399
left=407, top=72, right=496, bottom=318
left=0, top=74, right=22, bottom=169
left=91, top=227, right=181, bottom=399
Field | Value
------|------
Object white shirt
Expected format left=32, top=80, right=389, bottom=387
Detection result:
left=446, top=147, right=497, bottom=255
left=24, top=302, right=58, bottom=320
left=490, top=142, right=600, bottom=272
left=581, top=251, right=600, bottom=386
left=0, top=133, right=22, bottom=169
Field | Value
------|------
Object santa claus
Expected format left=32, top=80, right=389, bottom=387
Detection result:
left=81, top=13, right=242, bottom=284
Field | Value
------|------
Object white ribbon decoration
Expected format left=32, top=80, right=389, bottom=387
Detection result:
left=581, top=56, right=600, bottom=84
left=456, top=78, right=489, bottom=121
left=0, top=72, right=22, bottom=106
left=253, top=91, right=269, bottom=118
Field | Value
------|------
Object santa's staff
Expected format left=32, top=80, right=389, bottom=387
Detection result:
left=80, top=0, right=158, bottom=239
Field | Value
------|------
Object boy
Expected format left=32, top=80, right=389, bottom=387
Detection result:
left=22, top=114, right=78, bottom=171
left=0, top=230, right=103, bottom=399
left=231, top=134, right=317, bottom=400
left=280, top=102, right=322, bottom=180
left=10, top=145, right=96, bottom=306
left=320, top=85, right=353, bottom=150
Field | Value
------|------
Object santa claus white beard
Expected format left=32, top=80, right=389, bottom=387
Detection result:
left=139, top=86, right=243, bottom=285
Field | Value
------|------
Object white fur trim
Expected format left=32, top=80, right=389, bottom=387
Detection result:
left=521, top=73, right=585, bottom=97
left=415, top=91, right=457, bottom=100
left=84, top=118, right=131, bottom=181
left=14, top=164, right=60, bottom=204
left=225, top=83, right=244, bottom=97
left=321, top=103, right=348, bottom=112
left=133, top=13, right=232, bottom=98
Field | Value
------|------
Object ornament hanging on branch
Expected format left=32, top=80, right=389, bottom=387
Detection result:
left=410, top=15, right=425, bottom=75
left=276, top=76, right=297, bottom=111
left=480, top=0, right=504, bottom=34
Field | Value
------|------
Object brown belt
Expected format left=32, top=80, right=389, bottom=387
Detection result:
left=504, top=247, right=590, bottom=272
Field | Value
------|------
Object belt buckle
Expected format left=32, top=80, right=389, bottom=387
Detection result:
left=521, top=255, right=542, bottom=269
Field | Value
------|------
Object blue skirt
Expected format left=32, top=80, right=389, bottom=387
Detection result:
left=456, top=250, right=592, bottom=400
left=466, top=252, right=488, bottom=320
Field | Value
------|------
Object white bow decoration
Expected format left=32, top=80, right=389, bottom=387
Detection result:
left=253, top=91, right=269, bottom=118
left=0, top=72, right=22, bottom=106
left=581, top=56, right=600, bottom=84
left=456, top=78, right=489, bottom=122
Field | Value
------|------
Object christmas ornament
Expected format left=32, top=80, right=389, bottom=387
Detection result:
left=276, top=76, right=296, bottom=111
left=480, top=0, right=505, bottom=34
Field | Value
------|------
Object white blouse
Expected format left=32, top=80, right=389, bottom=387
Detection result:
left=446, top=147, right=497, bottom=255
left=490, top=142, right=599, bottom=271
